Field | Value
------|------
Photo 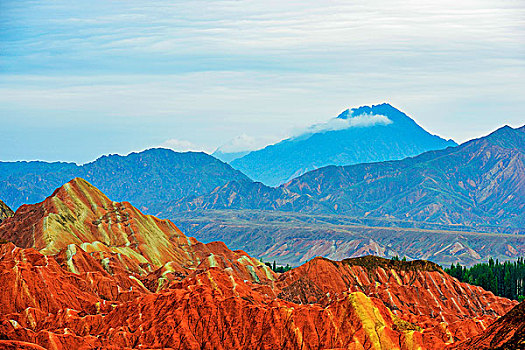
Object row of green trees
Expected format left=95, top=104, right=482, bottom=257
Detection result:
left=445, top=257, right=525, bottom=301
left=262, top=259, right=293, bottom=273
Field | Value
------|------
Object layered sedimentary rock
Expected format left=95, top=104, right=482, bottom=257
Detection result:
left=0, top=178, right=274, bottom=289
left=0, top=341, right=46, bottom=350
left=74, top=281, right=431, bottom=349
left=0, top=243, right=514, bottom=349
left=0, top=242, right=471, bottom=350
left=276, top=256, right=516, bottom=344
left=452, top=300, right=525, bottom=350
left=0, top=179, right=518, bottom=349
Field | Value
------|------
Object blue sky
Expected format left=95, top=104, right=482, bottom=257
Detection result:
left=1, top=0, right=524, bottom=162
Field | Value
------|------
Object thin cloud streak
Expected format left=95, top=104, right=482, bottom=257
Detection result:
left=2, top=0, right=524, bottom=73
left=291, top=114, right=393, bottom=138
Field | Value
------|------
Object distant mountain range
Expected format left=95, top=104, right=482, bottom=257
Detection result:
left=228, top=103, right=457, bottom=186
left=0, top=103, right=458, bottom=216
left=0, top=148, right=249, bottom=212
left=168, top=124, right=525, bottom=231
left=0, top=107, right=522, bottom=269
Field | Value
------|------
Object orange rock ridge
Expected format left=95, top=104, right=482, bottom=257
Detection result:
left=276, top=256, right=514, bottom=337
left=451, top=300, right=525, bottom=349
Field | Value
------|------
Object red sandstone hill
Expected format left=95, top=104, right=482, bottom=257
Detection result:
left=276, top=256, right=516, bottom=343
left=452, top=300, right=525, bottom=350
left=0, top=178, right=518, bottom=349
left=0, top=178, right=275, bottom=290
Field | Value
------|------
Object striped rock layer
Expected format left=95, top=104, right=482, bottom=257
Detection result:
left=0, top=178, right=517, bottom=349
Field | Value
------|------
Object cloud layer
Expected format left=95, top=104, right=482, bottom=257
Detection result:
left=161, top=139, right=211, bottom=153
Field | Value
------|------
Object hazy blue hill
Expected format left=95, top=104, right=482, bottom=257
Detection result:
left=283, top=124, right=525, bottom=228
left=230, top=103, right=457, bottom=186
left=211, top=149, right=250, bottom=163
left=0, top=161, right=79, bottom=210
left=0, top=148, right=250, bottom=212
left=0, top=161, right=77, bottom=177
left=169, top=124, right=525, bottom=231
left=82, top=149, right=250, bottom=212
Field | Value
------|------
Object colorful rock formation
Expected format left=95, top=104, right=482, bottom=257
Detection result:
left=0, top=179, right=518, bottom=349
left=452, top=300, right=525, bottom=350
left=0, top=178, right=274, bottom=289
left=276, top=256, right=516, bottom=344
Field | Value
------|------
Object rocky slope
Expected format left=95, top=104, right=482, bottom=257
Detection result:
left=277, top=256, right=513, bottom=333
left=0, top=241, right=515, bottom=349
left=0, top=148, right=249, bottom=212
left=0, top=243, right=426, bottom=349
left=0, top=199, right=13, bottom=224
left=0, top=178, right=275, bottom=290
left=230, top=103, right=456, bottom=186
left=0, top=179, right=517, bottom=349
left=452, top=300, right=525, bottom=350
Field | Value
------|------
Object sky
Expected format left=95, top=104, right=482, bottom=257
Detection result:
left=1, top=0, right=524, bottom=163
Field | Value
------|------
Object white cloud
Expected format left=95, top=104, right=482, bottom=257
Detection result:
left=160, top=139, right=212, bottom=153
left=297, top=113, right=393, bottom=136
left=1, top=68, right=524, bottom=163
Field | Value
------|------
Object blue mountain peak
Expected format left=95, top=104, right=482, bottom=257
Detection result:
left=336, top=103, right=418, bottom=127
left=336, top=109, right=352, bottom=119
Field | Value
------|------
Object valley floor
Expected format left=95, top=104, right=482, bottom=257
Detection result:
left=170, top=209, right=525, bottom=267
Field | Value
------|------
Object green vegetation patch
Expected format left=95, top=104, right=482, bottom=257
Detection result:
left=446, top=257, right=525, bottom=301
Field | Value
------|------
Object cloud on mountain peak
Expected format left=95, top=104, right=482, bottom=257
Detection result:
left=161, top=138, right=212, bottom=153
left=292, top=112, right=393, bottom=137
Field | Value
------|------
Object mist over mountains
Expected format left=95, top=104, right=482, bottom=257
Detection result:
left=227, top=103, right=457, bottom=186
